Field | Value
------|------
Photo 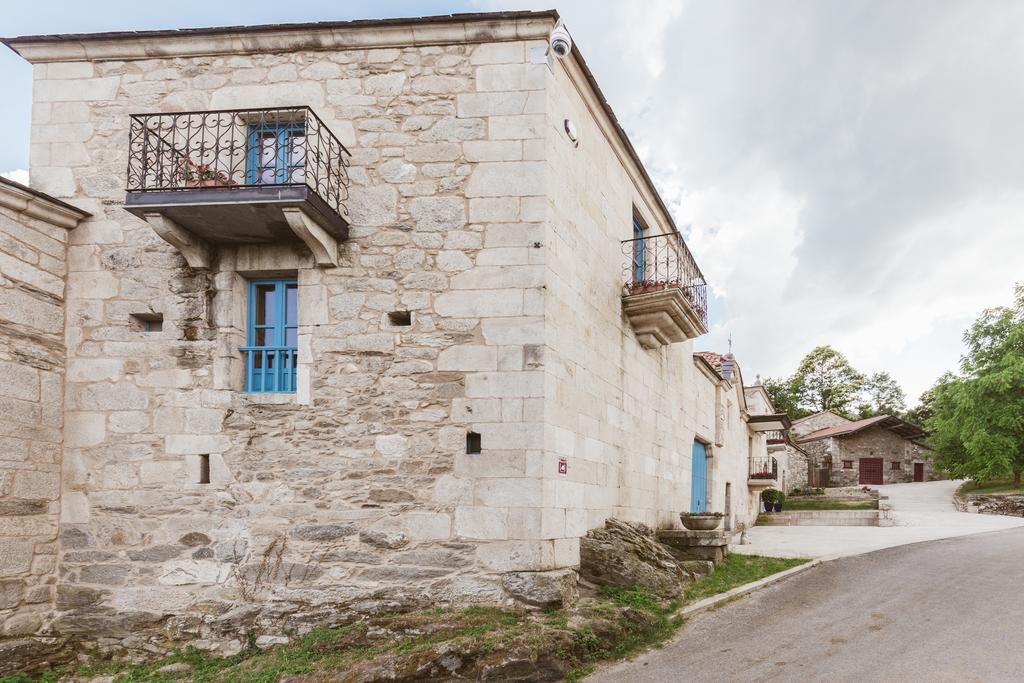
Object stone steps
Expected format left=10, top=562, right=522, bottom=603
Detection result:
left=757, top=510, right=881, bottom=527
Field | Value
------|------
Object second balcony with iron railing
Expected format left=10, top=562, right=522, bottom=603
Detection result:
left=620, top=231, right=709, bottom=348
left=124, top=107, right=351, bottom=268
left=748, top=455, right=779, bottom=487
left=765, top=430, right=788, bottom=451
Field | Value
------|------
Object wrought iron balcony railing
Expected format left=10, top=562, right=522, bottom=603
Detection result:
left=621, top=231, right=708, bottom=329
left=765, top=430, right=787, bottom=444
left=749, top=455, right=779, bottom=480
left=126, top=107, right=351, bottom=220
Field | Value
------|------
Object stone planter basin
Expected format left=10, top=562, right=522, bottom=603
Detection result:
left=680, top=514, right=722, bottom=531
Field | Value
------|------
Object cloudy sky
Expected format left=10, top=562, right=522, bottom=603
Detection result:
left=4, top=0, right=1023, bottom=402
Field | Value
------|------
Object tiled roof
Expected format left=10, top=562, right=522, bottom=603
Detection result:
left=694, top=352, right=724, bottom=369
left=797, top=415, right=927, bottom=443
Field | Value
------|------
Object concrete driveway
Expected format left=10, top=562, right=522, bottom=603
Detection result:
left=733, top=480, right=1024, bottom=559
left=589, top=527, right=1024, bottom=682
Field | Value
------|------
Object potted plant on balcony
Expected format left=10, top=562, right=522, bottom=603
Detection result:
left=679, top=511, right=724, bottom=531
left=183, top=162, right=230, bottom=188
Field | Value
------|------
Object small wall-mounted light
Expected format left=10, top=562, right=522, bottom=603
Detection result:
left=564, top=119, right=579, bottom=148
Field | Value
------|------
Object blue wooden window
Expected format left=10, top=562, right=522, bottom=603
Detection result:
left=690, top=441, right=708, bottom=513
left=632, top=215, right=646, bottom=283
left=246, top=123, right=306, bottom=185
left=242, top=279, right=297, bottom=393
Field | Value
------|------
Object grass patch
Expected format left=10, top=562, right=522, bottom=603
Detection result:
left=956, top=480, right=1024, bottom=497
left=10, top=590, right=688, bottom=683
left=783, top=499, right=878, bottom=511
left=9, top=560, right=813, bottom=683
left=684, top=554, right=808, bottom=604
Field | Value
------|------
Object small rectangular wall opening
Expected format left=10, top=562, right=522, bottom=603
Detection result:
left=198, top=454, right=211, bottom=484
left=387, top=310, right=412, bottom=327
left=466, top=432, right=481, bottom=455
left=131, top=312, right=163, bottom=332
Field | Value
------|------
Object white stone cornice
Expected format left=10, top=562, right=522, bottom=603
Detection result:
left=0, top=179, right=90, bottom=229
left=5, top=15, right=555, bottom=63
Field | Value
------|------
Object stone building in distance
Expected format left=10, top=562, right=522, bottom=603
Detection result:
left=0, top=10, right=786, bottom=656
left=790, top=411, right=935, bottom=487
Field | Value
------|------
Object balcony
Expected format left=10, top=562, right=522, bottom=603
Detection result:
left=620, top=232, right=708, bottom=348
left=748, top=455, right=779, bottom=488
left=124, top=107, right=351, bottom=268
left=764, top=430, right=788, bottom=452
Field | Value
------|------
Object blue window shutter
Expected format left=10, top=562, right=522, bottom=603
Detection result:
left=632, top=215, right=645, bottom=283
left=243, top=278, right=298, bottom=393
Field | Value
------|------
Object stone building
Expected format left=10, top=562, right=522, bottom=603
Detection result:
left=0, top=177, right=90, bottom=640
left=0, top=10, right=781, bottom=657
left=791, top=411, right=935, bottom=487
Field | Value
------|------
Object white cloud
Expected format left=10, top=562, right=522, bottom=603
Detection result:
left=1, top=169, right=29, bottom=185
left=474, top=1, right=1024, bottom=401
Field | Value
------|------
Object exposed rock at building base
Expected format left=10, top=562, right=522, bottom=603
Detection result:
left=579, top=518, right=690, bottom=597
left=0, top=637, right=70, bottom=676
left=501, top=568, right=579, bottom=608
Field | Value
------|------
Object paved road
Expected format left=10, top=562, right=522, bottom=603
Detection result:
left=733, top=480, right=1024, bottom=559
left=589, top=527, right=1024, bottom=682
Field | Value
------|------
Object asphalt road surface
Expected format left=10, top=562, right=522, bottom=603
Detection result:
left=589, top=527, right=1024, bottom=682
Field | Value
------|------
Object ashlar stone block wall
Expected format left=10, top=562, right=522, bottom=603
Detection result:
left=538, top=50, right=763, bottom=541
left=0, top=182, right=85, bottom=637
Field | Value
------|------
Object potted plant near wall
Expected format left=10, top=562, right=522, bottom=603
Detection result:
left=679, top=511, right=724, bottom=531
left=761, top=488, right=780, bottom=513
left=773, top=490, right=786, bottom=512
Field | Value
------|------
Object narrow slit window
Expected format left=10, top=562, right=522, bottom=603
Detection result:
left=891, top=461, right=901, bottom=470
left=466, top=432, right=482, bottom=455
left=388, top=310, right=412, bottom=327
left=842, top=460, right=853, bottom=469
left=198, top=454, right=211, bottom=484
left=131, top=312, right=163, bottom=333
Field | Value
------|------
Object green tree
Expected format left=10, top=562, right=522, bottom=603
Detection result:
left=761, top=376, right=810, bottom=419
left=927, top=286, right=1024, bottom=486
left=790, top=345, right=865, bottom=416
left=855, top=371, right=907, bottom=419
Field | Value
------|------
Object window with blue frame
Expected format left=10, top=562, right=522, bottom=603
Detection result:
left=242, top=279, right=298, bottom=393
left=246, top=122, right=306, bottom=186
left=632, top=214, right=646, bottom=283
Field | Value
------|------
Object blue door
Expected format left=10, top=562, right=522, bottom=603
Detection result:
left=690, top=441, right=707, bottom=512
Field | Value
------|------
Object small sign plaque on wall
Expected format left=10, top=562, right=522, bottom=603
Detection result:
left=557, top=458, right=568, bottom=475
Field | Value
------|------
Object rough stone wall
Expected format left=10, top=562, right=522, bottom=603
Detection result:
left=539, top=56, right=761, bottom=542
left=827, top=429, right=935, bottom=486
left=799, top=428, right=935, bottom=487
left=25, top=39, right=560, bottom=651
left=0, top=198, right=70, bottom=637
left=782, top=445, right=810, bottom=492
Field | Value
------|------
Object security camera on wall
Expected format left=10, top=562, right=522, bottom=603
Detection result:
left=549, top=24, right=572, bottom=58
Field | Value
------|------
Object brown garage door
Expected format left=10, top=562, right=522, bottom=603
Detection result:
left=859, top=458, right=884, bottom=485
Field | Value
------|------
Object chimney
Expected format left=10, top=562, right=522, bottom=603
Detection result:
left=720, top=354, right=735, bottom=382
